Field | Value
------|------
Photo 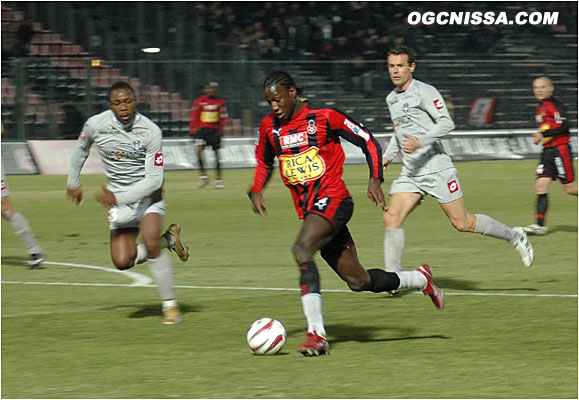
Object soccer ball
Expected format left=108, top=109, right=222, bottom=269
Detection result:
left=247, top=318, right=287, bottom=355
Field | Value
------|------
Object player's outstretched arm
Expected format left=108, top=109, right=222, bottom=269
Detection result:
left=367, top=177, right=387, bottom=211
left=67, top=187, right=84, bottom=204
left=248, top=191, right=267, bottom=216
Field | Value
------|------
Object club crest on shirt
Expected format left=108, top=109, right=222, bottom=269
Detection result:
left=402, top=103, right=409, bottom=113
left=132, top=140, right=143, bottom=151
left=307, top=120, right=317, bottom=134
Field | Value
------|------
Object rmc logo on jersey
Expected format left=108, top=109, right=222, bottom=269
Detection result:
left=280, top=132, right=308, bottom=149
left=343, top=119, right=370, bottom=141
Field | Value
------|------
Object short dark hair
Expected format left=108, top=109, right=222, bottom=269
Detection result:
left=263, top=71, right=303, bottom=95
left=387, top=45, right=416, bottom=65
left=108, top=81, right=136, bottom=100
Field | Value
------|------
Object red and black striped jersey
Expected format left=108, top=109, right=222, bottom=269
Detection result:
left=189, top=95, right=228, bottom=135
left=536, top=96, right=570, bottom=148
left=250, top=102, right=383, bottom=219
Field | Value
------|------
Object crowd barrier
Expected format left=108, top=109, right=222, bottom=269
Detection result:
left=2, top=129, right=577, bottom=175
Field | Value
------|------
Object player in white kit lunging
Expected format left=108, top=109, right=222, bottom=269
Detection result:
left=66, top=82, right=190, bottom=324
left=381, top=45, right=534, bottom=278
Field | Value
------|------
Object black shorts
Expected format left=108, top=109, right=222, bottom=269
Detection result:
left=316, top=197, right=355, bottom=268
left=537, top=143, right=575, bottom=184
left=195, top=128, right=221, bottom=150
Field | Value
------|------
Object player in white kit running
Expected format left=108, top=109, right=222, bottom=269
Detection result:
left=381, top=45, right=534, bottom=276
left=66, top=82, right=190, bottom=324
left=2, top=123, right=45, bottom=269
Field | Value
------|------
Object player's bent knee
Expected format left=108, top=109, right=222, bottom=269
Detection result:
left=112, top=256, right=135, bottom=270
left=293, top=241, right=316, bottom=264
left=383, top=210, right=402, bottom=228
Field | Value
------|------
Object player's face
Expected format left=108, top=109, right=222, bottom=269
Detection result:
left=264, top=83, right=297, bottom=121
left=110, top=88, right=136, bottom=125
left=533, top=79, right=553, bottom=101
left=387, top=54, right=416, bottom=90
left=205, top=85, right=216, bottom=97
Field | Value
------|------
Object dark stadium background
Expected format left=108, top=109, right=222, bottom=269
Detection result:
left=2, top=1, right=577, bottom=140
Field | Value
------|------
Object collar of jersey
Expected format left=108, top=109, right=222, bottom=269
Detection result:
left=287, top=102, right=309, bottom=122
left=396, top=78, right=416, bottom=94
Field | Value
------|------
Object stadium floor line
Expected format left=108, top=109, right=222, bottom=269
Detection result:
left=2, top=259, right=577, bottom=299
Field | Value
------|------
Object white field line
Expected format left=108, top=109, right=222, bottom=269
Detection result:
left=1, top=260, right=577, bottom=298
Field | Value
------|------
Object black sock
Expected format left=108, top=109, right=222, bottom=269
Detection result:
left=197, top=151, right=205, bottom=174
left=366, top=269, right=400, bottom=293
left=215, top=155, right=221, bottom=179
left=536, top=194, right=548, bottom=226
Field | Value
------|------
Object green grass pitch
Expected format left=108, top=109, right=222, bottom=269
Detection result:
left=2, top=160, right=577, bottom=398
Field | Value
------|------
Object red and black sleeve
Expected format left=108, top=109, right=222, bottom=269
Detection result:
left=189, top=97, right=201, bottom=135
left=325, top=109, right=384, bottom=182
left=250, top=117, right=276, bottom=193
left=542, top=97, right=569, bottom=138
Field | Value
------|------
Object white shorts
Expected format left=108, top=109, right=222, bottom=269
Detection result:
left=107, top=198, right=166, bottom=230
left=389, top=167, right=463, bottom=204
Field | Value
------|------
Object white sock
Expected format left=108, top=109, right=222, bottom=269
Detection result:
left=9, top=212, right=42, bottom=255
left=396, top=270, right=427, bottom=290
left=384, top=228, right=405, bottom=273
left=301, top=293, right=326, bottom=337
left=135, top=243, right=148, bottom=264
left=162, top=299, right=178, bottom=312
left=474, top=214, right=519, bottom=244
left=148, top=252, right=175, bottom=302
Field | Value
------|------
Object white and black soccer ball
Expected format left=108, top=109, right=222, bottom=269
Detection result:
left=247, top=318, right=287, bottom=355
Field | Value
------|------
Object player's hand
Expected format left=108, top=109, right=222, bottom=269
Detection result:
left=401, top=134, right=421, bottom=153
left=96, top=185, right=116, bottom=207
left=249, top=191, right=267, bottom=216
left=382, top=157, right=390, bottom=171
left=532, top=132, right=543, bottom=145
left=67, top=187, right=84, bottom=204
left=367, top=178, right=387, bottom=211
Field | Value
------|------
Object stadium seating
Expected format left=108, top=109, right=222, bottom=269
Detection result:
left=1, top=2, right=577, bottom=139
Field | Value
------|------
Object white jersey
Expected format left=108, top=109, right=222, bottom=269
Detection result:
left=67, top=109, right=164, bottom=206
left=384, top=79, right=455, bottom=176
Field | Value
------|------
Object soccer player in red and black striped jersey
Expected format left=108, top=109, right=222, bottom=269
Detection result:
left=189, top=82, right=228, bottom=189
left=525, top=77, right=578, bottom=235
left=248, top=71, right=444, bottom=356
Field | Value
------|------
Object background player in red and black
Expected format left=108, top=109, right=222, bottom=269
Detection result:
left=189, top=82, right=228, bottom=189
left=525, top=77, right=578, bottom=235
left=248, top=71, right=444, bottom=356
